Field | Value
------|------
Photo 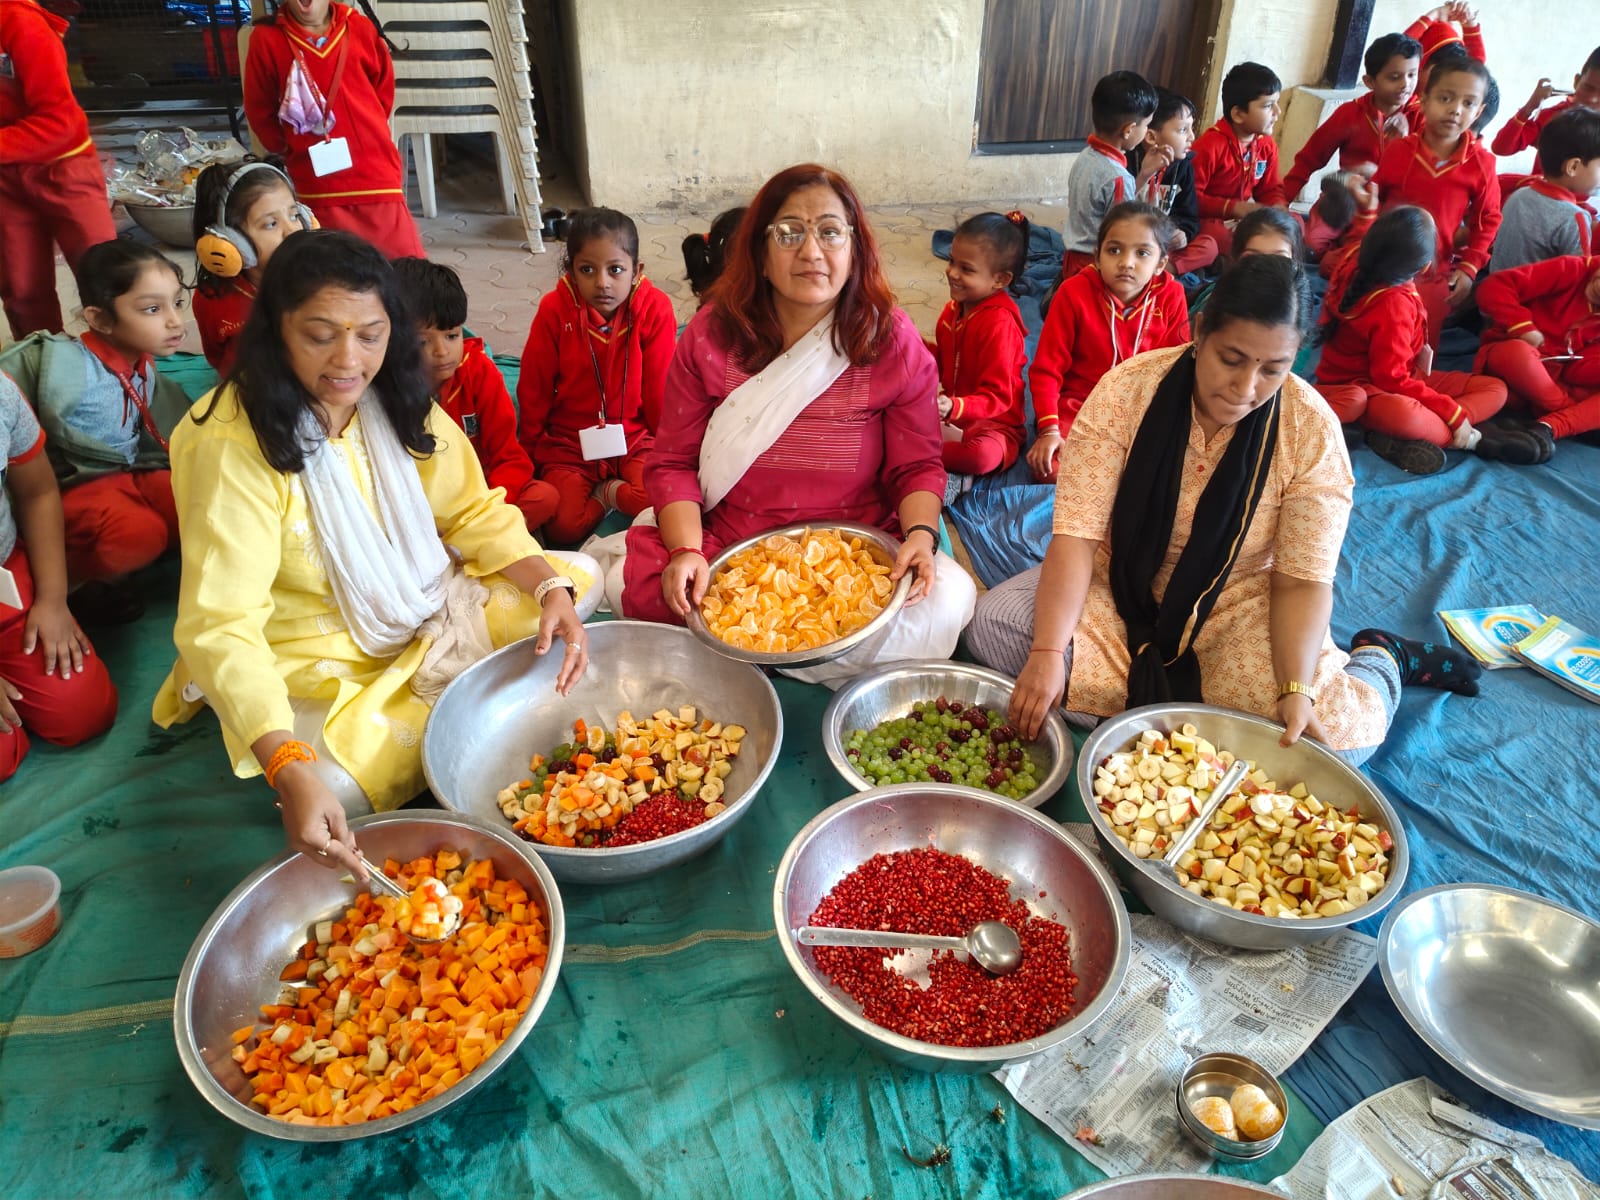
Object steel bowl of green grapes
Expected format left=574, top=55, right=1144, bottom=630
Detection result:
left=821, top=661, right=1074, bottom=809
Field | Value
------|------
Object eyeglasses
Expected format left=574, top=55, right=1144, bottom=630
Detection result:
left=765, top=219, right=854, bottom=250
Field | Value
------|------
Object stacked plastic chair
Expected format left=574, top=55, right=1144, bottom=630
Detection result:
left=370, top=0, right=546, bottom=250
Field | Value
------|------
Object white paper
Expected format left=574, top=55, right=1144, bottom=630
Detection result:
left=579, top=422, right=628, bottom=461
left=0, top=564, right=20, bottom=609
left=309, top=136, right=352, bottom=177
left=1272, top=1078, right=1599, bottom=1200
left=994, top=912, right=1376, bottom=1176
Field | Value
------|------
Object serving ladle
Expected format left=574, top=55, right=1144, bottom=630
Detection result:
left=796, top=919, right=1024, bottom=976
left=353, top=852, right=460, bottom=944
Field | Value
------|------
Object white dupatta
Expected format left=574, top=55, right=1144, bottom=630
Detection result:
left=696, top=310, right=852, bottom=510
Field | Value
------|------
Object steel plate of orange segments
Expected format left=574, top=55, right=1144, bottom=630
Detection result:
left=701, top=528, right=897, bottom=656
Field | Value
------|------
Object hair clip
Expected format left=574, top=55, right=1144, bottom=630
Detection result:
left=1005, top=210, right=1027, bottom=225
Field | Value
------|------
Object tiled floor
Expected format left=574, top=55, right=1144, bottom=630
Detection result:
left=44, top=123, right=1057, bottom=355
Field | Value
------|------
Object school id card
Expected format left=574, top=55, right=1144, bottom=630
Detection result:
left=579, top=422, right=628, bottom=461
left=309, top=136, right=353, bottom=177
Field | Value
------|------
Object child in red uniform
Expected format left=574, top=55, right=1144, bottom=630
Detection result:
left=1491, top=46, right=1600, bottom=158
left=931, top=211, right=1029, bottom=478
left=1405, top=4, right=1486, bottom=66
left=243, top=0, right=422, bottom=260
left=1490, top=110, right=1600, bottom=270
left=1027, top=202, right=1190, bottom=482
left=191, top=158, right=314, bottom=374
left=1316, top=206, right=1548, bottom=474
left=1130, top=90, right=1220, bottom=277
left=0, top=0, right=117, bottom=340
left=0, top=242, right=189, bottom=611
left=517, top=209, right=678, bottom=545
left=1192, top=62, right=1290, bottom=257
left=1362, top=56, right=1499, bottom=348
left=1476, top=254, right=1600, bottom=440
left=682, top=207, right=746, bottom=305
left=0, top=371, right=117, bottom=782
left=389, top=256, right=551, bottom=531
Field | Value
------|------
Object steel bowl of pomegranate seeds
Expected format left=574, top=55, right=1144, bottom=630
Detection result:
left=773, top=784, right=1130, bottom=1072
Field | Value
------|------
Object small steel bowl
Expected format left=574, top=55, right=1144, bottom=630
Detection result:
left=1379, top=883, right=1600, bottom=1130
left=1078, top=703, right=1409, bottom=950
left=424, top=621, right=783, bottom=885
left=1062, top=1174, right=1287, bottom=1198
left=820, top=660, right=1074, bottom=809
left=773, top=784, right=1130, bottom=1073
left=1175, top=1051, right=1288, bottom=1159
left=174, top=811, right=564, bottom=1142
left=685, top=521, right=912, bottom=670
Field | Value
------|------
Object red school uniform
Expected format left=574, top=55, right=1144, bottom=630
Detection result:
left=1474, top=255, right=1600, bottom=436
left=242, top=4, right=422, bottom=259
left=1404, top=14, right=1486, bottom=64
left=1029, top=266, right=1190, bottom=438
left=932, top=291, right=1028, bottom=475
left=1371, top=129, right=1502, bottom=279
left=1283, top=94, right=1410, bottom=201
left=1318, top=283, right=1475, bottom=429
left=1491, top=96, right=1577, bottom=157
left=1191, top=119, right=1288, bottom=219
left=192, top=277, right=257, bottom=375
left=0, top=0, right=117, bottom=339
left=437, top=337, right=544, bottom=516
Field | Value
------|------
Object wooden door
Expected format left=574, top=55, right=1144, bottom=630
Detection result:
left=976, top=0, right=1221, bottom=149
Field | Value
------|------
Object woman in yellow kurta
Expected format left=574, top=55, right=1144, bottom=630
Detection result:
left=154, top=231, right=592, bottom=876
left=968, top=255, right=1483, bottom=763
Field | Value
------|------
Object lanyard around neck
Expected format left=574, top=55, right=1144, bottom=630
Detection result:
left=582, top=303, right=631, bottom=427
left=88, top=339, right=168, bottom=452
left=1109, top=292, right=1155, bottom=367
left=289, top=31, right=352, bottom=139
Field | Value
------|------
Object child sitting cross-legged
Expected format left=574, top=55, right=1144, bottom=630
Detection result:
left=1490, top=108, right=1600, bottom=271
left=389, top=258, right=549, bottom=533
left=931, top=211, right=1030, bottom=478
left=1316, top=205, right=1549, bottom=474
left=1476, top=253, right=1600, bottom=442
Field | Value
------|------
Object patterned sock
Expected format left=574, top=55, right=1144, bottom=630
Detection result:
left=1350, top=628, right=1482, bottom=696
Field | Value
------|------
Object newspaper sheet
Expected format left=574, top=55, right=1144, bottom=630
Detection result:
left=995, top=911, right=1376, bottom=1176
left=1273, top=1078, right=1598, bottom=1200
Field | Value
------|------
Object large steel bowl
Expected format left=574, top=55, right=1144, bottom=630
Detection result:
left=774, top=785, right=1130, bottom=1073
left=820, top=660, right=1074, bottom=809
left=122, top=201, right=198, bottom=248
left=1061, top=1177, right=1286, bottom=1199
left=174, top=811, right=564, bottom=1142
left=686, top=521, right=911, bottom=670
left=1078, top=703, right=1409, bottom=950
left=423, top=621, right=782, bottom=884
left=1379, top=884, right=1600, bottom=1130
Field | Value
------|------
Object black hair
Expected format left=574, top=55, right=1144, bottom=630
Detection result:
left=390, top=257, right=469, bottom=329
left=1423, top=50, right=1498, bottom=132
left=1364, top=33, right=1422, bottom=79
left=561, top=207, right=640, bottom=273
left=1091, top=71, right=1159, bottom=136
left=1231, top=206, right=1306, bottom=262
left=1151, top=88, right=1197, bottom=130
left=952, top=211, right=1031, bottom=295
left=1198, top=253, right=1308, bottom=341
left=192, top=156, right=297, bottom=298
left=198, top=230, right=435, bottom=473
left=1537, top=107, right=1600, bottom=177
left=1584, top=46, right=1600, bottom=76
left=683, top=207, right=746, bottom=300
left=1096, top=200, right=1176, bottom=258
left=74, top=239, right=184, bottom=314
left=1222, top=62, right=1283, bottom=121
left=1337, top=206, right=1435, bottom=317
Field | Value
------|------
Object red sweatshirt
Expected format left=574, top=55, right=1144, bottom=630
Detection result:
left=1491, top=97, right=1579, bottom=157
left=0, top=0, right=93, bottom=164
left=1371, top=129, right=1501, bottom=277
left=1404, top=14, right=1486, bottom=63
left=1284, top=94, right=1410, bottom=200
left=437, top=337, right=539, bottom=498
left=1192, top=119, right=1287, bottom=219
left=1476, top=254, right=1600, bottom=351
left=1317, top=281, right=1470, bottom=429
left=1030, top=266, right=1190, bottom=434
left=243, top=5, right=404, bottom=208
left=933, top=292, right=1027, bottom=430
left=517, top=275, right=677, bottom=470
left=193, top=278, right=257, bottom=375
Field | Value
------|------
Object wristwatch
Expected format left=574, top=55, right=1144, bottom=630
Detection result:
left=533, top=575, right=576, bottom=606
left=1277, top=680, right=1317, bottom=702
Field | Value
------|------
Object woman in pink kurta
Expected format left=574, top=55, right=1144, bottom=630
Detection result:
left=617, top=163, right=976, bottom=686
left=969, top=255, right=1482, bottom=762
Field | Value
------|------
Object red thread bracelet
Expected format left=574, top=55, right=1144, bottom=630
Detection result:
left=668, top=545, right=706, bottom=561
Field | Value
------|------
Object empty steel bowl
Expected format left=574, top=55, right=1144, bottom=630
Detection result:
left=122, top=201, right=198, bottom=248
left=1062, top=1175, right=1287, bottom=1198
left=1078, top=703, right=1409, bottom=950
left=423, top=620, right=783, bottom=884
left=174, top=811, right=564, bottom=1142
left=1379, top=884, right=1600, bottom=1130
left=773, top=784, right=1130, bottom=1073
left=821, top=660, right=1074, bottom=808
left=685, top=521, right=911, bottom=669
left=1175, top=1051, right=1288, bottom=1159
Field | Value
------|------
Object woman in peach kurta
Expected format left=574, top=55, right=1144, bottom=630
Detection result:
left=969, top=255, right=1481, bottom=763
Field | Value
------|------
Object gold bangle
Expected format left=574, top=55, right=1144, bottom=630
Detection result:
left=1278, top=681, right=1317, bottom=702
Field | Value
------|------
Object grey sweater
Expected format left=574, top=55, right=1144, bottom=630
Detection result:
left=1490, top=183, right=1596, bottom=272
left=1063, top=144, right=1137, bottom=254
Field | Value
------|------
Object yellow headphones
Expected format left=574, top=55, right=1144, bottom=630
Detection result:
left=195, top=162, right=318, bottom=278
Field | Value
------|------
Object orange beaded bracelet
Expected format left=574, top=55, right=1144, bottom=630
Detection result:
left=264, top=739, right=318, bottom=790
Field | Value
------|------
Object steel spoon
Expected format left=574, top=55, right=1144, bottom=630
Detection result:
left=354, top=852, right=460, bottom=944
left=1161, top=757, right=1251, bottom=867
left=797, top=919, right=1024, bottom=975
